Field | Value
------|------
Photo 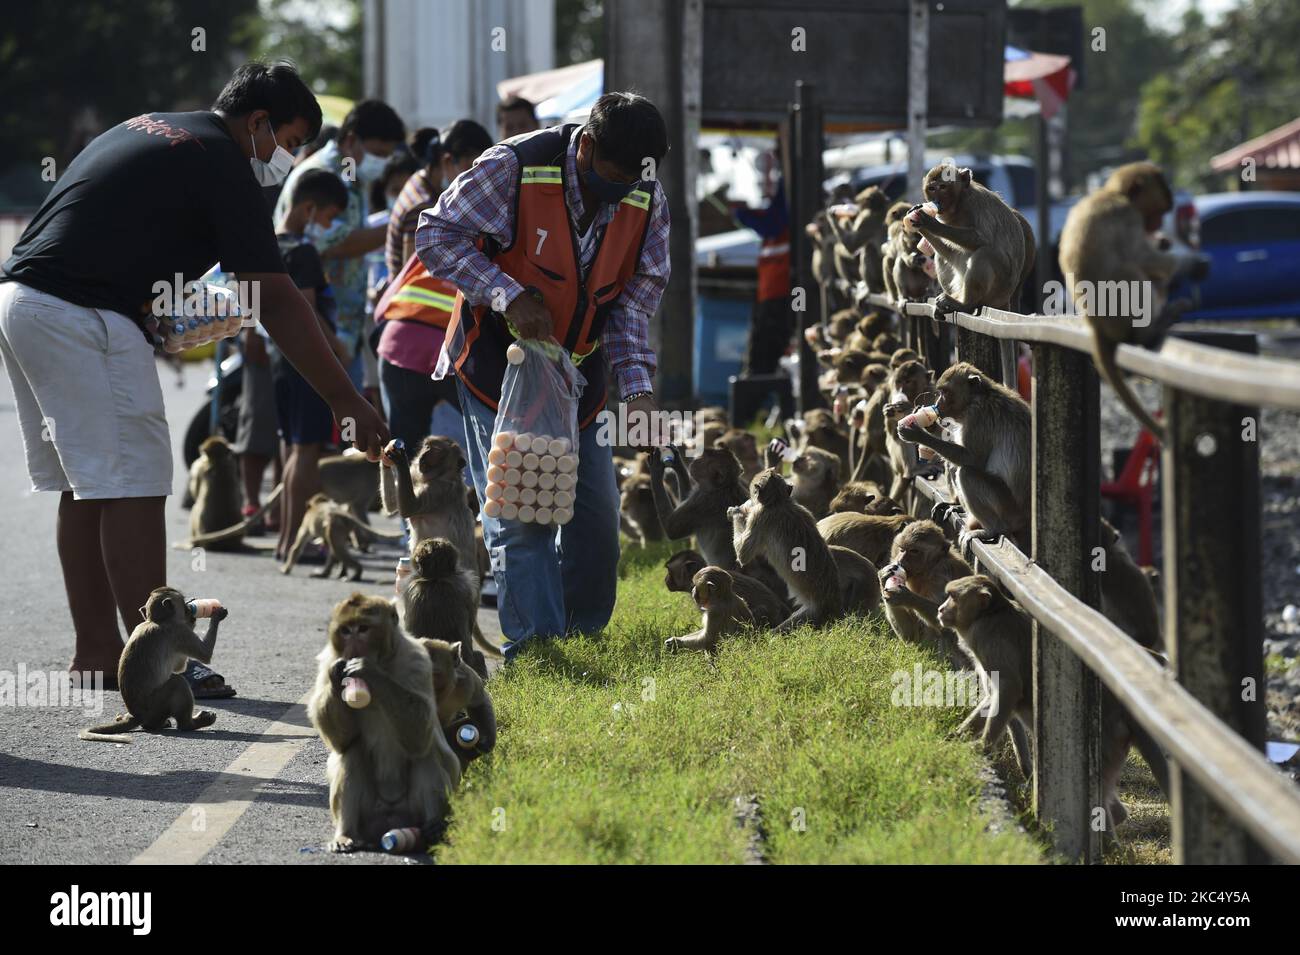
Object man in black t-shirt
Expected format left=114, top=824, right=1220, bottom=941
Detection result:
left=0, top=62, right=389, bottom=691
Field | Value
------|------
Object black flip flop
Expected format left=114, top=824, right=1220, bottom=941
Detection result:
left=185, top=660, right=237, bottom=699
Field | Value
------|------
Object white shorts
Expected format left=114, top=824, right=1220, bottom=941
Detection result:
left=0, top=281, right=172, bottom=499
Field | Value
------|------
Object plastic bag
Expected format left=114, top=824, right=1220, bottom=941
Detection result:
left=483, top=338, right=586, bottom=526
left=160, top=283, right=246, bottom=354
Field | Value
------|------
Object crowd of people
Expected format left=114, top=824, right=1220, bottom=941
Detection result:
left=0, top=58, right=678, bottom=703
left=230, top=98, right=514, bottom=565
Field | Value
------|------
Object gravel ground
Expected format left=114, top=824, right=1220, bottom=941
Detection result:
left=1097, top=329, right=1300, bottom=742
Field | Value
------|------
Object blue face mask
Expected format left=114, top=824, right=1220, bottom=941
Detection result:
left=582, top=145, right=638, bottom=205
left=357, top=150, right=387, bottom=182
left=304, top=220, right=329, bottom=244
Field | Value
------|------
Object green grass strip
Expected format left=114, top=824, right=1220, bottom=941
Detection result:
left=437, top=540, right=1044, bottom=864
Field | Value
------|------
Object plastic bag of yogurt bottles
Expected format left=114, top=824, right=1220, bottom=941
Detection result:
left=160, top=281, right=250, bottom=354
left=484, top=338, right=586, bottom=526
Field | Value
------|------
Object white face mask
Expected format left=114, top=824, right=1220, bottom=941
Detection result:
left=357, top=149, right=387, bottom=182
left=250, top=124, right=294, bottom=187
left=304, top=220, right=329, bottom=243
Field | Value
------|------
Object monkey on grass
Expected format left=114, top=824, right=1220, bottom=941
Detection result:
left=404, top=538, right=487, bottom=679
left=81, top=587, right=227, bottom=743
left=664, top=566, right=755, bottom=654
left=648, top=445, right=747, bottom=570
left=663, top=549, right=790, bottom=628
left=422, top=638, right=496, bottom=769
left=937, top=575, right=1034, bottom=777
left=733, top=469, right=843, bottom=631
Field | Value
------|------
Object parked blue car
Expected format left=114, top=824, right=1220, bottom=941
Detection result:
left=1177, top=192, right=1300, bottom=321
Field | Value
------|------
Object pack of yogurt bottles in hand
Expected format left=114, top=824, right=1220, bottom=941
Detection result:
left=161, top=283, right=250, bottom=353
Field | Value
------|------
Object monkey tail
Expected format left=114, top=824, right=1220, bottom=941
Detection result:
left=331, top=511, right=405, bottom=542
left=1092, top=336, right=1166, bottom=443
left=472, top=620, right=504, bottom=659
left=173, top=482, right=285, bottom=549
left=79, top=714, right=139, bottom=744
left=848, top=421, right=868, bottom=482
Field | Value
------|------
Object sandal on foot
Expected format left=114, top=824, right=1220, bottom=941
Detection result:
left=185, top=660, right=237, bottom=699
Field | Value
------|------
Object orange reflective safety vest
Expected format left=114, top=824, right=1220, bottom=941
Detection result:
left=756, top=230, right=791, bottom=303
left=374, top=250, right=457, bottom=328
left=443, top=125, right=654, bottom=428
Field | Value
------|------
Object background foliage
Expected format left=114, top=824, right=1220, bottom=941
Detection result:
left=2, top=1, right=1296, bottom=207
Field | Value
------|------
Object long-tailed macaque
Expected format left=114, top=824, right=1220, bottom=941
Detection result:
left=422, top=638, right=496, bottom=769
left=80, top=588, right=226, bottom=742
left=620, top=474, right=665, bottom=547
left=665, top=566, right=755, bottom=653
left=308, top=594, right=460, bottom=853
left=648, top=446, right=747, bottom=569
left=1058, top=161, right=1208, bottom=441
left=937, top=575, right=1034, bottom=776
left=382, top=437, right=477, bottom=565
left=818, top=511, right=914, bottom=567
left=898, top=362, right=1030, bottom=550
left=280, top=493, right=403, bottom=581
left=733, top=469, right=842, bottom=631
left=663, top=549, right=790, bottom=628
left=403, top=537, right=486, bottom=679
left=882, top=201, right=938, bottom=303
left=878, top=519, right=973, bottom=667
left=176, top=436, right=283, bottom=550
left=904, top=164, right=1036, bottom=314
left=383, top=438, right=499, bottom=662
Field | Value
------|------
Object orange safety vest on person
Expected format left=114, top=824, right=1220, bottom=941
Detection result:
left=441, top=124, right=654, bottom=429
left=374, top=251, right=457, bottom=328
left=756, top=230, right=791, bottom=303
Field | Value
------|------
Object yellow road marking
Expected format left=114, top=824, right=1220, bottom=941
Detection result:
left=130, top=694, right=316, bottom=865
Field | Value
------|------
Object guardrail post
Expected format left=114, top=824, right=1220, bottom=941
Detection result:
left=957, top=326, right=1000, bottom=379
left=935, top=317, right=953, bottom=369
left=1163, top=330, right=1267, bottom=864
left=1031, top=342, right=1103, bottom=862
left=789, top=80, right=824, bottom=413
left=917, top=313, right=942, bottom=369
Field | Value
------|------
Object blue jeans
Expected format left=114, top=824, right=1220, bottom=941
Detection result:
left=456, top=377, right=620, bottom=657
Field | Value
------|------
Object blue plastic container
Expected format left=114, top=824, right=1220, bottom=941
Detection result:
left=693, top=279, right=754, bottom=404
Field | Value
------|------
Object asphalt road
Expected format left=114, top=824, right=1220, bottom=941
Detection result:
left=0, top=357, right=502, bottom=864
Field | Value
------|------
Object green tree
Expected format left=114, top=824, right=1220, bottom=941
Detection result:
left=932, top=0, right=1177, bottom=190
left=0, top=0, right=258, bottom=207
left=232, top=0, right=361, bottom=99
left=555, top=0, right=603, bottom=67
left=1133, top=0, right=1300, bottom=189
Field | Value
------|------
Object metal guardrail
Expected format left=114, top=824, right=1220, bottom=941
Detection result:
left=914, top=477, right=1300, bottom=864
left=862, top=294, right=1300, bottom=411
left=859, top=291, right=1300, bottom=863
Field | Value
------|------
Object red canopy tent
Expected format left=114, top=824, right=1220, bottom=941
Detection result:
left=1004, top=46, right=1075, bottom=119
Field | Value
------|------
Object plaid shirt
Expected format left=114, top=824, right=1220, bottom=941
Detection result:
left=386, top=167, right=438, bottom=278
left=273, top=141, right=369, bottom=349
left=415, top=126, right=670, bottom=399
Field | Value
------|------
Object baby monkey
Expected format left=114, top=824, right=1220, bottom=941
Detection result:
left=422, top=638, right=497, bottom=768
left=665, top=566, right=755, bottom=654
left=81, top=587, right=227, bottom=743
